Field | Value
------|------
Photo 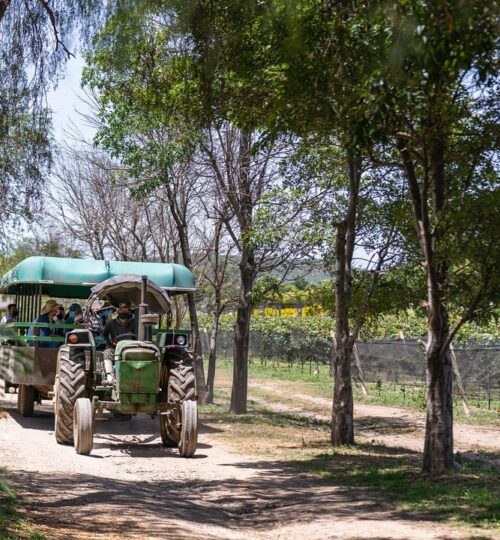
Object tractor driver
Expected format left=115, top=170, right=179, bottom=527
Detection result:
left=102, top=302, right=138, bottom=346
left=102, top=302, right=138, bottom=384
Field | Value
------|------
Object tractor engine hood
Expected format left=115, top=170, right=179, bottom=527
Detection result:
left=88, top=275, right=172, bottom=314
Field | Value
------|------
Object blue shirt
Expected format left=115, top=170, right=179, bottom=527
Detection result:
left=28, top=313, right=59, bottom=348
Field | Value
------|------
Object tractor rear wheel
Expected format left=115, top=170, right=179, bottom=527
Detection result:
left=17, top=385, right=36, bottom=417
left=179, top=400, right=198, bottom=458
left=73, top=398, right=94, bottom=455
left=54, top=348, right=86, bottom=444
left=160, top=349, right=196, bottom=449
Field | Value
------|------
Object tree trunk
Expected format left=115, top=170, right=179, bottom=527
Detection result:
left=187, top=293, right=208, bottom=404
left=171, top=205, right=208, bottom=404
left=397, top=133, right=454, bottom=473
left=331, top=220, right=355, bottom=446
left=0, top=1, right=11, bottom=22
left=331, top=154, right=360, bottom=446
left=206, top=302, right=221, bottom=404
left=422, top=302, right=454, bottom=472
left=230, top=247, right=255, bottom=414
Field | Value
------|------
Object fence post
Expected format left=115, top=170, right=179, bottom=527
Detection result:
left=330, top=331, right=335, bottom=378
left=353, top=343, right=368, bottom=396
left=450, top=343, right=471, bottom=417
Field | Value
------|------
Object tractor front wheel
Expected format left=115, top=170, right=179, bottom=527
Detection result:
left=160, top=348, right=197, bottom=454
left=179, top=400, right=198, bottom=458
left=73, top=398, right=94, bottom=455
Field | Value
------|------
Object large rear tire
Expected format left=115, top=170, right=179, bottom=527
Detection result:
left=73, top=398, right=94, bottom=455
left=179, top=400, right=198, bottom=458
left=160, top=349, right=197, bottom=449
left=17, top=385, right=36, bottom=417
left=54, top=348, right=86, bottom=444
left=160, top=407, right=180, bottom=447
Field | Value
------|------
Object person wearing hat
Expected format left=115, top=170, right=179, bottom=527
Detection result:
left=27, top=299, right=63, bottom=348
left=102, top=302, right=137, bottom=346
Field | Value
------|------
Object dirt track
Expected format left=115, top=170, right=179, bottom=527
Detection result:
left=0, top=393, right=495, bottom=540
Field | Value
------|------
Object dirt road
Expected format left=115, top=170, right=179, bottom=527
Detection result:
left=0, top=393, right=493, bottom=539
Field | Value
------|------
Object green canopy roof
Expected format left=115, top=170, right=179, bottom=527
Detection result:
left=0, top=257, right=196, bottom=299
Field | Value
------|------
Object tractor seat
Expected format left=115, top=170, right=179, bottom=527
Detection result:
left=115, top=340, right=159, bottom=361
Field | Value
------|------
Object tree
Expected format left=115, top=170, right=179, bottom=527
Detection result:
left=198, top=126, right=310, bottom=413
left=84, top=7, right=311, bottom=413
left=175, top=0, right=499, bottom=470
left=371, top=1, right=499, bottom=472
left=195, top=200, right=238, bottom=403
left=52, top=145, right=182, bottom=263
left=0, top=0, right=103, bottom=232
left=176, top=0, right=406, bottom=438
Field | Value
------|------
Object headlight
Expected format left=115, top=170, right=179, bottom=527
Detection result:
left=68, top=333, right=79, bottom=344
left=176, top=335, right=186, bottom=345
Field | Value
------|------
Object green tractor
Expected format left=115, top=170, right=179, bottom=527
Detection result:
left=53, top=274, right=198, bottom=457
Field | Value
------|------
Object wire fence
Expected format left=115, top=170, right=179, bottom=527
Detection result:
left=201, top=329, right=500, bottom=409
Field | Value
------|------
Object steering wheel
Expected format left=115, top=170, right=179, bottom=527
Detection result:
left=112, top=333, right=138, bottom=346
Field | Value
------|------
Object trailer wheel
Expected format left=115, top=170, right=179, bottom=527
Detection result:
left=73, top=398, right=94, bottom=455
left=179, top=400, right=198, bottom=458
left=54, top=348, right=86, bottom=444
left=18, top=385, right=36, bottom=417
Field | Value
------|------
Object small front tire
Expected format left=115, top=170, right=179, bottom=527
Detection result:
left=178, top=400, right=198, bottom=458
left=73, top=398, right=94, bottom=455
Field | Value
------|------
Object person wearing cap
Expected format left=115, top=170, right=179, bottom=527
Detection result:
left=101, top=302, right=137, bottom=384
left=27, top=299, right=63, bottom=348
left=102, top=302, right=138, bottom=346
left=64, top=303, right=83, bottom=325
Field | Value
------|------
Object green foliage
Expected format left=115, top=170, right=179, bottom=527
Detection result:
left=0, top=1, right=105, bottom=233
left=199, top=309, right=499, bottom=345
left=83, top=9, right=199, bottom=185
left=0, top=237, right=82, bottom=275
left=177, top=0, right=500, bottom=327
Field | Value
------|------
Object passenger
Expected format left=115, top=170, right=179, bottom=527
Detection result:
left=27, top=299, right=63, bottom=348
left=102, top=302, right=137, bottom=346
left=64, top=303, right=83, bottom=325
left=97, top=307, right=113, bottom=331
left=1, top=303, right=18, bottom=324
left=53, top=305, right=66, bottom=337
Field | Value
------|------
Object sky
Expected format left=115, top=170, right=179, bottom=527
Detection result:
left=47, top=54, right=95, bottom=144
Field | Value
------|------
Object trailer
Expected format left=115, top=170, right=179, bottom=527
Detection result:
left=0, top=256, right=196, bottom=417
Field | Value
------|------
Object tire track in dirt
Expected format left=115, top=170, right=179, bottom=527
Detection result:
left=0, top=393, right=479, bottom=539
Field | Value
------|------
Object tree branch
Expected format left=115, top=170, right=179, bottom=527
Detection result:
left=38, top=0, right=74, bottom=58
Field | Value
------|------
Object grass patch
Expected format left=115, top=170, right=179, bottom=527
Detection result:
left=200, top=377, right=500, bottom=532
left=0, top=468, right=47, bottom=540
left=209, top=357, right=499, bottom=427
left=298, top=447, right=500, bottom=529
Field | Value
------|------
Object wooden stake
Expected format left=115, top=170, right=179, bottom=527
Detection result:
left=450, top=343, right=471, bottom=417
left=353, top=343, right=368, bottom=396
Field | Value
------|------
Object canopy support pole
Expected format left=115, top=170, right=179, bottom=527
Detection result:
left=138, top=275, right=148, bottom=342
